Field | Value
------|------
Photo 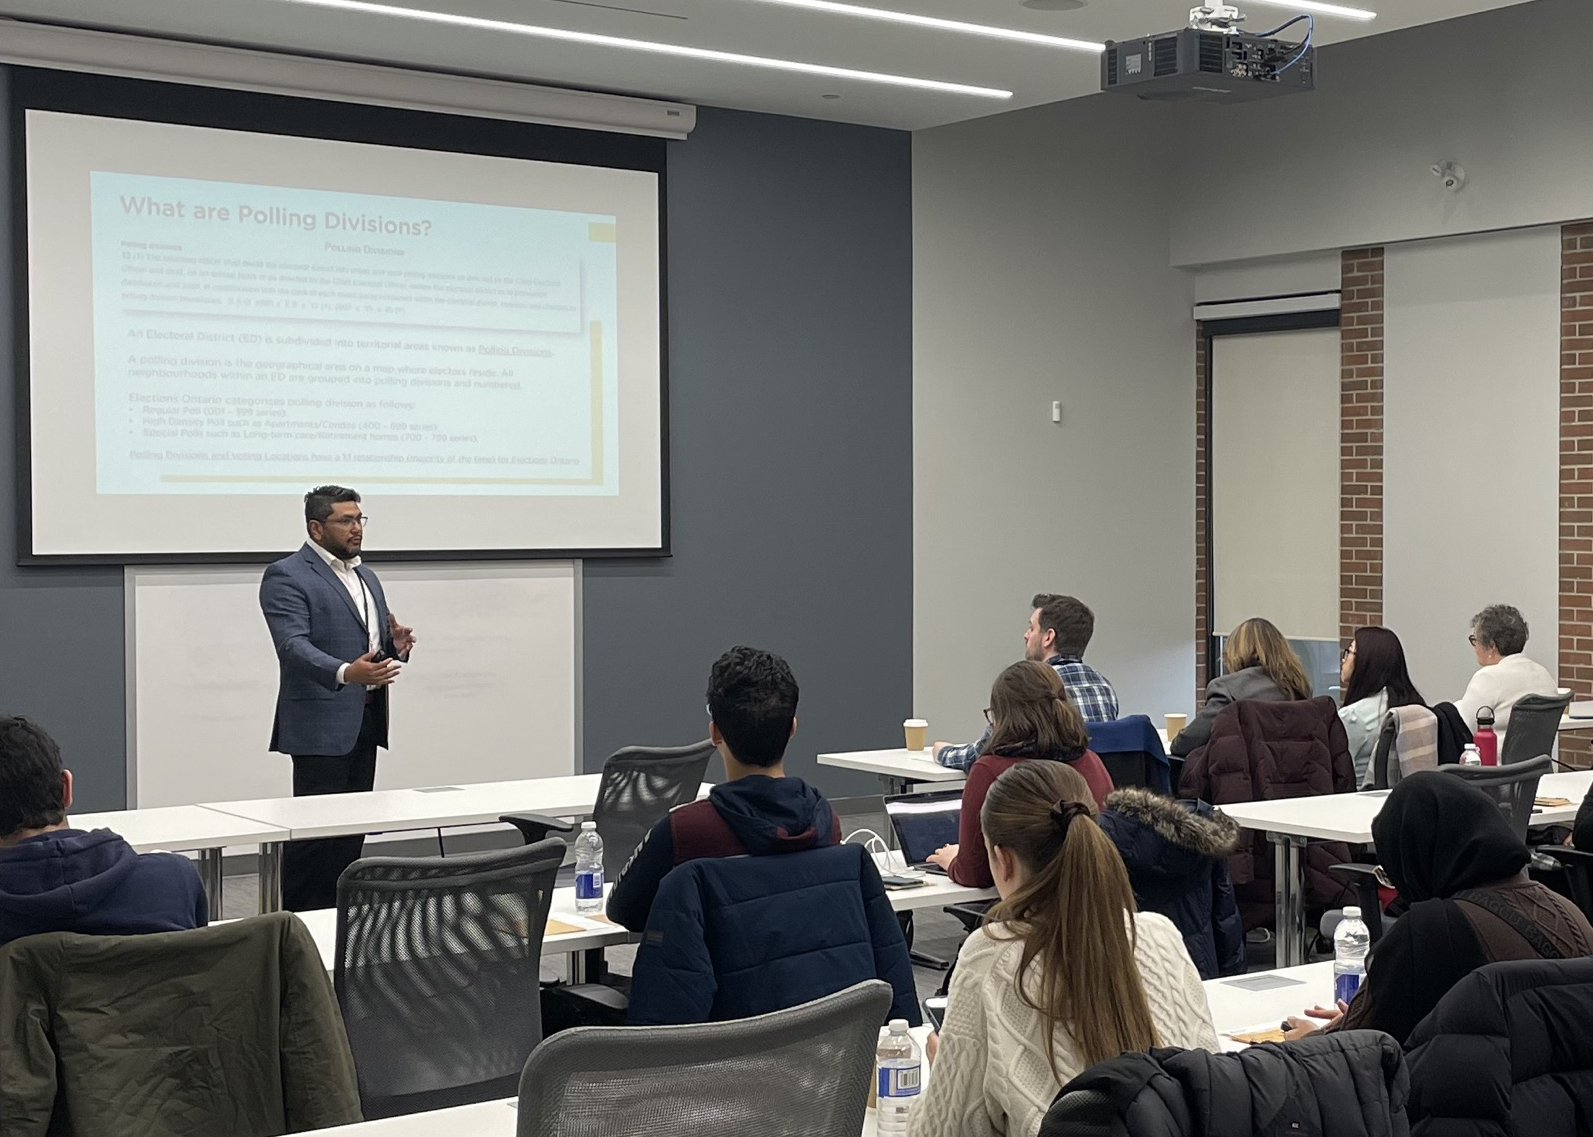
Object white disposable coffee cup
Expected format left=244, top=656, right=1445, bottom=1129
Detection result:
left=903, top=718, right=929, bottom=751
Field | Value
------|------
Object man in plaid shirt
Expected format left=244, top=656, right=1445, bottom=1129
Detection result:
left=933, top=594, right=1118, bottom=772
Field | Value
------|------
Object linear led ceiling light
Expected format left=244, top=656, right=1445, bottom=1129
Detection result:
left=1243, top=0, right=1376, bottom=19
left=729, top=0, right=1102, bottom=52
left=260, top=0, right=1014, bottom=97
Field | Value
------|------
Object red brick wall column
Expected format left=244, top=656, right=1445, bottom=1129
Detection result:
left=1560, top=223, right=1593, bottom=766
left=1341, top=249, right=1385, bottom=640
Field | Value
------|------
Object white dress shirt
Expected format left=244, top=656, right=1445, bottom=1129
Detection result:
left=308, top=540, right=379, bottom=687
left=1454, top=652, right=1558, bottom=735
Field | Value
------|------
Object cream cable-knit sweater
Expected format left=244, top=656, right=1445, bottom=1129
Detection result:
left=907, top=912, right=1219, bottom=1137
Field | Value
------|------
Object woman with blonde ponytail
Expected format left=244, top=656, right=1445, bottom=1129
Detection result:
left=909, top=761, right=1217, bottom=1137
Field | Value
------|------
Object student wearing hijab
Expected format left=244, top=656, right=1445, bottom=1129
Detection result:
left=1285, top=771, right=1593, bottom=1045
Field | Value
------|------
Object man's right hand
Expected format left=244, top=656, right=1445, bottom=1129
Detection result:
left=346, top=652, right=401, bottom=686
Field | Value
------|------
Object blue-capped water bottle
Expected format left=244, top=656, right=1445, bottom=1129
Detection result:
left=573, top=821, right=604, bottom=913
left=876, top=1018, right=920, bottom=1135
left=1333, top=905, right=1370, bottom=1005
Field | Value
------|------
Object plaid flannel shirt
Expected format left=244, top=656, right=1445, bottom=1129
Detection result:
left=935, top=655, right=1120, bottom=773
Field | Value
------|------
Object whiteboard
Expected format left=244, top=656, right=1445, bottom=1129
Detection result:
left=127, top=561, right=579, bottom=807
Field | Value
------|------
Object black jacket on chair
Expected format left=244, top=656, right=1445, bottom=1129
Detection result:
left=1041, top=1031, right=1409, bottom=1137
left=1405, top=957, right=1593, bottom=1137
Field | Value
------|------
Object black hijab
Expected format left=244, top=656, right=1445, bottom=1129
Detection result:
left=1372, top=770, right=1529, bottom=903
left=1341, top=771, right=1532, bottom=1044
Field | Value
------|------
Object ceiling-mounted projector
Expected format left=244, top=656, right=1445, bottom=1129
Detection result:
left=1102, top=3, right=1316, bottom=102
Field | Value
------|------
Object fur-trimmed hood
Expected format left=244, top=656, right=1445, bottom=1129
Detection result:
left=1099, top=788, right=1242, bottom=883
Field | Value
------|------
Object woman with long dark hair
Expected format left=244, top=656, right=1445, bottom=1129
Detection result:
left=909, top=761, right=1217, bottom=1137
left=1338, top=626, right=1426, bottom=787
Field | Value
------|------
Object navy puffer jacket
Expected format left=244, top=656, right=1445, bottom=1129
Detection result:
left=626, top=843, right=919, bottom=1028
left=1097, top=788, right=1245, bottom=979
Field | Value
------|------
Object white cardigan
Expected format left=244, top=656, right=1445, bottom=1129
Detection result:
left=907, top=913, right=1219, bottom=1137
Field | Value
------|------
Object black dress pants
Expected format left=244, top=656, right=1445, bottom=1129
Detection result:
left=283, top=699, right=381, bottom=911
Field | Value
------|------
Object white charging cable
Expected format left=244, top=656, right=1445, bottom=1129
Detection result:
left=844, top=827, right=908, bottom=873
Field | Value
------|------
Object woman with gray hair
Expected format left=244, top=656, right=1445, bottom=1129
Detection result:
left=1454, top=604, right=1557, bottom=735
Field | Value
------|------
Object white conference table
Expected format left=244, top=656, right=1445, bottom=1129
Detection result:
left=205, top=775, right=713, bottom=913
left=817, top=748, right=966, bottom=797
left=284, top=850, right=991, bottom=976
left=70, top=804, right=290, bottom=917
left=818, top=728, right=1179, bottom=799
left=1558, top=702, right=1593, bottom=732
left=1222, top=769, right=1593, bottom=967
left=296, top=960, right=1329, bottom=1137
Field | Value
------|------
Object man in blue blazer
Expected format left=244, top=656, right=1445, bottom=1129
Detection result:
left=260, top=485, right=415, bottom=910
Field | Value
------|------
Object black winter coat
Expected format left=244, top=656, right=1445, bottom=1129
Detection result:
left=1042, top=1030, right=1409, bottom=1137
left=1097, top=789, right=1245, bottom=979
left=1405, top=957, right=1593, bottom=1137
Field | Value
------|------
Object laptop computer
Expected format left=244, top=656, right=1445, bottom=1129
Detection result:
left=883, top=789, right=963, bottom=874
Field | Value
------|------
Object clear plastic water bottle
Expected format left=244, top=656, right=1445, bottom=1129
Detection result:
left=876, top=1018, right=921, bottom=1135
left=573, top=821, right=604, bottom=913
left=1461, top=743, right=1483, bottom=767
left=1333, top=905, right=1370, bottom=1005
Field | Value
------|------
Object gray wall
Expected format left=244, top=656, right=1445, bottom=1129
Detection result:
left=0, top=91, right=911, bottom=807
left=912, top=95, right=1195, bottom=740
left=1174, top=0, right=1593, bottom=266
left=583, top=107, right=912, bottom=796
left=0, top=73, right=129, bottom=811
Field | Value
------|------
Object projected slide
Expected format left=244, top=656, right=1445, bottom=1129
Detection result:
left=24, top=108, right=663, bottom=558
left=94, top=174, right=618, bottom=496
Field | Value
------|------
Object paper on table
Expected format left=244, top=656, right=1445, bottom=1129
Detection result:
left=1228, top=1025, right=1289, bottom=1045
left=1220, top=973, right=1306, bottom=992
left=545, top=918, right=586, bottom=937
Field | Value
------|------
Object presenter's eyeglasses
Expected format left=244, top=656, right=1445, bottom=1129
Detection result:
left=325, top=515, right=369, bottom=529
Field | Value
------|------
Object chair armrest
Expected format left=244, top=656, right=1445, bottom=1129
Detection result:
left=942, top=900, right=995, bottom=933
left=1529, top=844, right=1593, bottom=866
left=1326, top=862, right=1386, bottom=941
left=499, top=813, right=577, bottom=845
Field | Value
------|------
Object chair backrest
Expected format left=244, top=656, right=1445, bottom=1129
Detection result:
left=593, top=740, right=716, bottom=878
left=1373, top=705, right=1439, bottom=790
left=0, top=913, right=361, bottom=1136
left=515, top=980, right=892, bottom=1137
left=334, top=838, right=564, bottom=1118
left=1406, top=957, right=1593, bottom=1137
left=1087, top=714, right=1171, bottom=793
left=1438, top=755, right=1552, bottom=841
left=1499, top=692, right=1573, bottom=766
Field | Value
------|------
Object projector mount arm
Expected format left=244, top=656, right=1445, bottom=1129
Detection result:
left=1188, top=3, right=1244, bottom=33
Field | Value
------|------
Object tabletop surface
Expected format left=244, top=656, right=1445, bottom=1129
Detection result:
left=202, top=777, right=711, bottom=840
left=69, top=804, right=291, bottom=852
left=817, top=748, right=967, bottom=782
left=1221, top=769, right=1592, bottom=841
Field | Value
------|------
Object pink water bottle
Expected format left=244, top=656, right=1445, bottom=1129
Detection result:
left=1475, top=705, right=1498, bottom=766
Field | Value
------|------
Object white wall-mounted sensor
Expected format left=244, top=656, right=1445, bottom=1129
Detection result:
left=1051, top=400, right=1063, bottom=424
left=1431, top=161, right=1466, bottom=193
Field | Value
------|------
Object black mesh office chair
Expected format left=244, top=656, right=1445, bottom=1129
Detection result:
left=502, top=740, right=716, bottom=878
left=1440, top=756, right=1553, bottom=841
left=515, top=981, right=892, bottom=1137
left=1500, top=692, right=1573, bottom=766
left=334, top=838, right=564, bottom=1118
